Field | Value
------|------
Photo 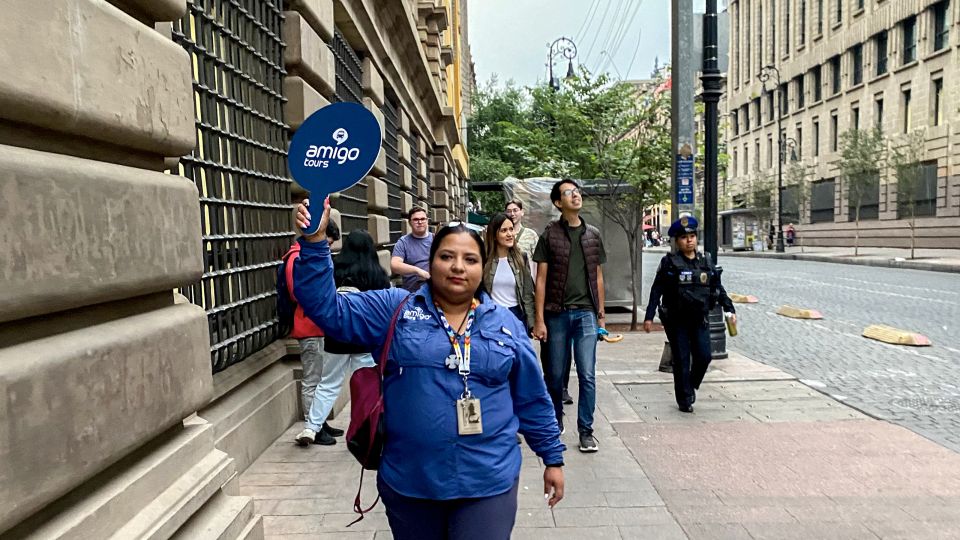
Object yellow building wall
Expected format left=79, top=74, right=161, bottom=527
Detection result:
left=443, top=0, right=469, bottom=177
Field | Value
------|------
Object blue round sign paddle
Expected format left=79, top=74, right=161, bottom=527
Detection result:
left=289, top=101, right=382, bottom=234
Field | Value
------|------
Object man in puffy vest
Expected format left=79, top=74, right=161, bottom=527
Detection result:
left=643, top=216, right=736, bottom=412
left=532, top=179, right=606, bottom=454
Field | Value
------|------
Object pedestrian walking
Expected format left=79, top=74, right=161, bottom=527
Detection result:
left=294, top=200, right=565, bottom=540
left=504, top=199, right=539, bottom=274
left=295, top=229, right=392, bottom=447
left=643, top=216, right=736, bottom=413
left=286, top=221, right=345, bottom=446
left=391, top=207, right=433, bottom=292
left=482, top=213, right=535, bottom=331
left=532, top=179, right=607, bottom=453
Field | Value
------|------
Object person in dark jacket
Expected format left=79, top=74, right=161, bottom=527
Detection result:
left=295, top=199, right=565, bottom=540
left=297, top=229, right=392, bottom=447
left=643, top=216, right=736, bottom=412
left=482, top=213, right=535, bottom=331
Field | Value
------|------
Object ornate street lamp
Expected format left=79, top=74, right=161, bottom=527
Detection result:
left=547, top=37, right=578, bottom=90
left=758, top=65, right=786, bottom=253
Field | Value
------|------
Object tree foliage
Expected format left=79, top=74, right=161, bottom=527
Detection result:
left=889, top=129, right=927, bottom=259
left=838, top=128, right=885, bottom=256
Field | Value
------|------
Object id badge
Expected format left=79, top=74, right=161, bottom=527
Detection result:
left=456, top=398, right=483, bottom=435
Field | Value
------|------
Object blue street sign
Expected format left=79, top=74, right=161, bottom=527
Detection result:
left=676, top=154, right=695, bottom=206
left=289, top=102, right=383, bottom=234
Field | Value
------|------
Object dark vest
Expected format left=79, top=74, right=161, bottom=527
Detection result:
left=660, top=253, right=719, bottom=324
left=543, top=218, right=602, bottom=314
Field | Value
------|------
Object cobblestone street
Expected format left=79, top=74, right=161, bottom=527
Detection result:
left=642, top=252, right=960, bottom=453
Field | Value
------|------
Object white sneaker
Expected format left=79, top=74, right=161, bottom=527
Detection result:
left=295, top=428, right=317, bottom=447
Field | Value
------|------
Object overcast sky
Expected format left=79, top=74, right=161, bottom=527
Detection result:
left=469, top=1, right=718, bottom=87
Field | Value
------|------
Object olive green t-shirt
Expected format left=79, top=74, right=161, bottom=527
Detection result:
left=533, top=221, right=607, bottom=309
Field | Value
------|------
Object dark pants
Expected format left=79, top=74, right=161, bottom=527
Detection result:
left=378, top=475, right=519, bottom=540
left=664, top=322, right=712, bottom=407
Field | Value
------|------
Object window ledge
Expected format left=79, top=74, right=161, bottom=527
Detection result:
left=923, top=47, right=951, bottom=62
left=831, top=21, right=843, bottom=32
left=825, top=92, right=842, bottom=104
left=797, top=43, right=807, bottom=53
left=813, top=32, right=824, bottom=42
left=869, top=72, right=891, bottom=84
left=893, top=60, right=919, bottom=74
left=847, top=82, right=865, bottom=92
left=852, top=8, right=865, bottom=18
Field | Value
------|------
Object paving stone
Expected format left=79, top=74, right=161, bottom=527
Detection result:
left=681, top=523, right=753, bottom=540
left=512, top=526, right=623, bottom=539
left=617, top=523, right=688, bottom=540
left=553, top=507, right=677, bottom=527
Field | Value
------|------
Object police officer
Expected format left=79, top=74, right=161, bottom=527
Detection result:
left=643, top=216, right=736, bottom=413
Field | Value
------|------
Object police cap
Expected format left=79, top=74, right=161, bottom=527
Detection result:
left=668, top=215, right=699, bottom=237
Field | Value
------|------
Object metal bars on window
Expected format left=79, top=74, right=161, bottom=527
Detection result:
left=172, top=0, right=293, bottom=373
left=383, top=97, right=404, bottom=244
left=328, top=28, right=368, bottom=235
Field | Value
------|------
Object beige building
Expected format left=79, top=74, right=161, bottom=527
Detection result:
left=725, top=0, right=960, bottom=248
left=0, top=0, right=470, bottom=537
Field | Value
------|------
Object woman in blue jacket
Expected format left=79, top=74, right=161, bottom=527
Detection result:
left=294, top=199, right=565, bottom=540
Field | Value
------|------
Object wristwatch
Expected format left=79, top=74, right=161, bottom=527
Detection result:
left=545, top=463, right=564, bottom=468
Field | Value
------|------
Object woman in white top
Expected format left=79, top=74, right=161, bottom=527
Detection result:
left=482, top=213, right=536, bottom=332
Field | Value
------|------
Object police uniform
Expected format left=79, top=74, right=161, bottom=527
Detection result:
left=643, top=217, right=735, bottom=412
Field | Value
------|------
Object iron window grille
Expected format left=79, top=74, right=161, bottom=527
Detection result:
left=810, top=179, right=835, bottom=223
left=328, top=27, right=368, bottom=237
left=383, top=96, right=404, bottom=245
left=172, top=0, right=293, bottom=373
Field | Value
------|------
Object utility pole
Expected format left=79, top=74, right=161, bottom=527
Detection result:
left=671, top=0, right=695, bottom=223
left=701, top=0, right=722, bottom=261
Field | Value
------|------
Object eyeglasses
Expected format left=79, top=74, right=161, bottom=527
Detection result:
left=411, top=217, right=428, bottom=223
left=562, top=188, right=582, bottom=197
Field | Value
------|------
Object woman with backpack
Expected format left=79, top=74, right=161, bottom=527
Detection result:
left=294, top=229, right=392, bottom=446
left=294, top=199, right=564, bottom=540
left=482, top=213, right=535, bottom=332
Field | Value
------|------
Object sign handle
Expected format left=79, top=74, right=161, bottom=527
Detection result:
left=300, top=195, right=326, bottom=236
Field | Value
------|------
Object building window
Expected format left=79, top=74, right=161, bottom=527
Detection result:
left=899, top=162, right=939, bottom=218
left=745, top=0, right=752, bottom=82
left=796, top=76, right=805, bottom=108
left=875, top=96, right=884, bottom=130
left=902, top=87, right=912, bottom=132
left=743, top=104, right=751, bottom=131
left=813, top=119, right=820, bottom=156
left=830, top=55, right=841, bottom=95
left=781, top=185, right=801, bottom=224
left=732, top=110, right=739, bottom=136
left=852, top=104, right=860, bottom=131
left=771, top=0, right=777, bottom=62
left=817, top=0, right=824, bottom=34
left=812, top=65, right=823, bottom=101
left=875, top=31, right=888, bottom=76
left=810, top=178, right=835, bottom=222
left=753, top=97, right=762, bottom=127
left=856, top=0, right=864, bottom=10
left=849, top=173, right=881, bottom=221
left=830, top=111, right=839, bottom=151
left=767, top=92, right=775, bottom=122
left=759, top=2, right=764, bottom=66
left=800, top=0, right=807, bottom=44
left=744, top=144, right=750, bottom=172
left=796, top=124, right=803, bottom=157
left=732, top=149, right=738, bottom=176
left=932, top=77, right=944, bottom=126
left=785, top=0, right=791, bottom=52
left=851, top=44, right=863, bottom=85
left=780, top=83, right=789, bottom=116
left=902, top=16, right=917, bottom=64
left=755, top=140, right=761, bottom=171
left=934, top=1, right=950, bottom=52
left=767, top=135, right=774, bottom=168
left=835, top=0, right=842, bottom=24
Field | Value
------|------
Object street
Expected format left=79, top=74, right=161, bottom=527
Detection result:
left=641, top=252, right=960, bottom=453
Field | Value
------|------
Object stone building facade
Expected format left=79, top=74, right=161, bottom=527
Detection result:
left=0, top=0, right=471, bottom=537
left=725, top=0, right=960, bottom=248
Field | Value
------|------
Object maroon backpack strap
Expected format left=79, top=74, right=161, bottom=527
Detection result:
left=348, top=294, right=413, bottom=527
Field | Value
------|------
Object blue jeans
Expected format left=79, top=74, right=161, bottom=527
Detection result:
left=544, top=309, right=598, bottom=435
left=305, top=352, right=375, bottom=431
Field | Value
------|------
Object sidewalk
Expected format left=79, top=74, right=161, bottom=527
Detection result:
left=240, top=333, right=960, bottom=539
left=710, top=245, right=960, bottom=273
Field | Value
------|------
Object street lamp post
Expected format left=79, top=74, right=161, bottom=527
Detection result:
left=547, top=37, right=578, bottom=90
left=758, top=65, right=786, bottom=253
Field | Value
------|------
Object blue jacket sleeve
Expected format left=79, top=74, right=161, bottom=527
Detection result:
left=644, top=257, right=668, bottom=321
left=507, top=315, right=565, bottom=465
left=293, top=238, right=409, bottom=350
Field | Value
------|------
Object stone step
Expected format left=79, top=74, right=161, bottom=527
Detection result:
left=171, top=490, right=262, bottom=540
left=8, top=421, right=217, bottom=539
left=109, top=446, right=235, bottom=540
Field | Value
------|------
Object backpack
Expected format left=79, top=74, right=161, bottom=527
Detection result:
left=275, top=247, right=298, bottom=336
left=346, top=294, right=412, bottom=525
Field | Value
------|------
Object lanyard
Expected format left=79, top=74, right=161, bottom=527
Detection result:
left=435, top=299, right=479, bottom=398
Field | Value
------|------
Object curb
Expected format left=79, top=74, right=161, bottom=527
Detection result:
left=717, top=250, right=960, bottom=274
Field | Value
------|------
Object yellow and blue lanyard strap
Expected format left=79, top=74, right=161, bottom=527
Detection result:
left=435, top=298, right=479, bottom=399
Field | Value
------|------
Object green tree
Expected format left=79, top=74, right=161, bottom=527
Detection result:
left=890, top=129, right=927, bottom=259
left=838, top=128, right=885, bottom=256
left=783, top=160, right=813, bottom=252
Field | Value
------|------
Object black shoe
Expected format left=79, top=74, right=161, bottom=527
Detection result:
left=578, top=433, right=599, bottom=453
left=679, top=404, right=694, bottom=413
left=562, top=389, right=574, bottom=405
left=322, top=422, right=344, bottom=437
left=313, top=429, right=337, bottom=445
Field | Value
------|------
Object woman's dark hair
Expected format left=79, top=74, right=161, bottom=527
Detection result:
left=428, top=224, right=488, bottom=297
left=326, top=220, right=341, bottom=243
left=484, top=213, right=525, bottom=274
left=332, top=230, right=391, bottom=291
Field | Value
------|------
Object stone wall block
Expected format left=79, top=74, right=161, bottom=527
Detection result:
left=283, top=12, right=336, bottom=98
left=367, top=177, right=389, bottom=211
left=402, top=192, right=414, bottom=213
left=418, top=179, right=429, bottom=199
left=399, top=165, right=412, bottom=189
left=286, top=0, right=333, bottom=42
left=284, top=76, right=330, bottom=130
left=430, top=154, right=448, bottom=173
left=0, top=0, right=195, bottom=157
left=371, top=146, right=387, bottom=177
left=361, top=57, right=385, bottom=107
left=0, top=144, right=203, bottom=324
left=363, top=97, right=386, bottom=140
left=377, top=249, right=392, bottom=276
left=0, top=303, right=212, bottom=532
left=107, top=0, right=187, bottom=21
left=399, top=137, right=412, bottom=164
left=431, top=190, right=450, bottom=208
left=434, top=208, right=450, bottom=223
left=367, top=214, right=391, bottom=245
left=430, top=172, right=449, bottom=191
